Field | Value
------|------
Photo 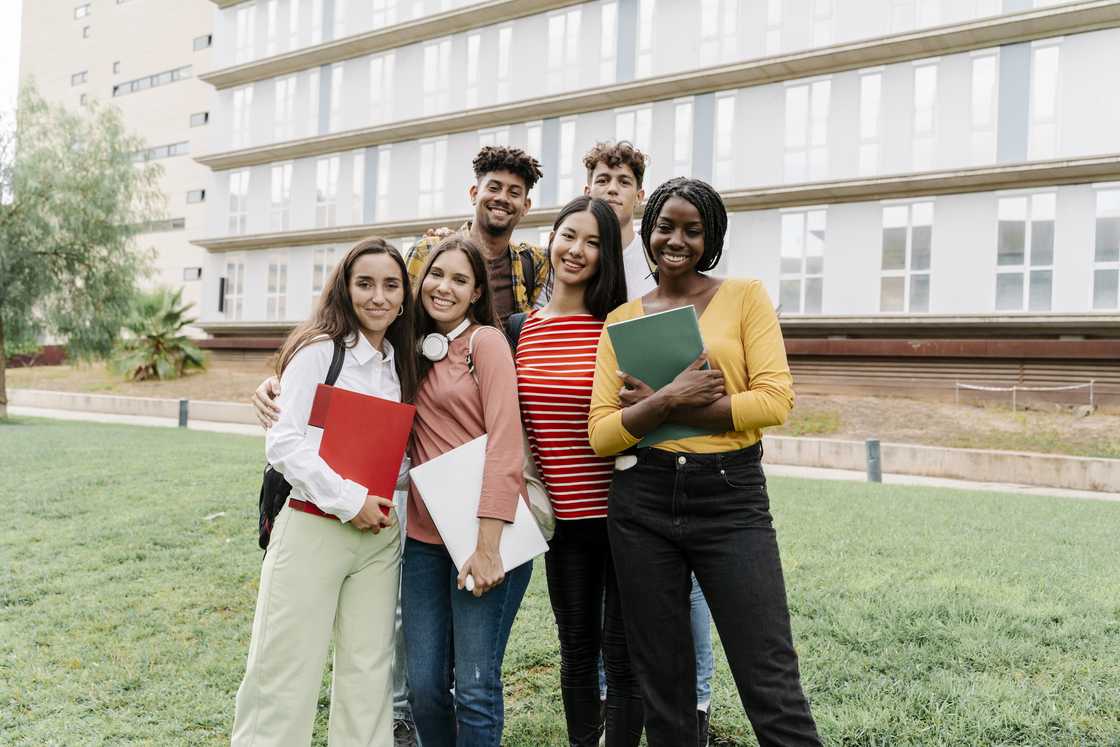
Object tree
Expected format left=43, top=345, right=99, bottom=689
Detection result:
left=112, top=287, right=206, bottom=381
left=0, top=84, right=164, bottom=419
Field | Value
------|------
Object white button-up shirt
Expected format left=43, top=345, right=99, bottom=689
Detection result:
left=265, top=333, right=405, bottom=523
left=623, top=234, right=657, bottom=300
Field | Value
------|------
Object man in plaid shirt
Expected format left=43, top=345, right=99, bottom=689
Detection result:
left=404, top=146, right=550, bottom=326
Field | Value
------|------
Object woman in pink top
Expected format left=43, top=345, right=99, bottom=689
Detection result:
left=401, top=235, right=530, bottom=747
left=511, top=196, right=642, bottom=746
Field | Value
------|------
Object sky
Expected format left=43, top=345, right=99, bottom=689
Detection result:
left=1, top=0, right=23, bottom=116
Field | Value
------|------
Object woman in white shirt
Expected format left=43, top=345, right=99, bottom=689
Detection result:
left=231, top=238, right=419, bottom=747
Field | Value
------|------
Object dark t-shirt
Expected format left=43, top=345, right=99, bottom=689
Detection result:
left=487, top=251, right=514, bottom=324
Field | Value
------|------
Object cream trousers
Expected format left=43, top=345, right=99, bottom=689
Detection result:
left=232, top=503, right=401, bottom=746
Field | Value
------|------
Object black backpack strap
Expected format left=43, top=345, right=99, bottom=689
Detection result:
left=505, top=312, right=528, bottom=353
left=519, top=247, right=536, bottom=303
left=325, top=338, right=345, bottom=386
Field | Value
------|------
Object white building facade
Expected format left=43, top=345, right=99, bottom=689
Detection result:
left=194, top=0, right=1120, bottom=335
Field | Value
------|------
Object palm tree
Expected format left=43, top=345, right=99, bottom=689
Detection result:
left=112, top=288, right=206, bottom=381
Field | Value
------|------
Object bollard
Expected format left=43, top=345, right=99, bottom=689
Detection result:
left=179, top=399, right=189, bottom=428
left=866, top=438, right=882, bottom=483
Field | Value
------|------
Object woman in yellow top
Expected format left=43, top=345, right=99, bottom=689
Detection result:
left=588, top=177, right=821, bottom=747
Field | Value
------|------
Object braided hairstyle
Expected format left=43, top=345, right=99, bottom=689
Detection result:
left=639, top=177, right=727, bottom=277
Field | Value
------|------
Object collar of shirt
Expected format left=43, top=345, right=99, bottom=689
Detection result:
left=345, top=332, right=395, bottom=368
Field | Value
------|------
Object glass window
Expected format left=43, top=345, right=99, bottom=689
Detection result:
left=913, top=64, right=938, bottom=171
left=316, top=156, right=341, bottom=227
left=267, top=255, right=288, bottom=321
left=328, top=62, right=344, bottom=132
left=1029, top=45, right=1061, bottom=160
left=765, top=0, right=782, bottom=55
left=971, top=54, right=998, bottom=165
left=351, top=150, right=365, bottom=224
left=880, top=202, right=934, bottom=312
left=422, top=38, right=451, bottom=115
left=1093, top=189, right=1120, bottom=309
left=547, top=8, right=583, bottom=93
left=270, top=162, right=293, bottom=231
left=231, top=85, right=254, bottom=148
left=312, top=246, right=339, bottom=296
left=418, top=139, right=447, bottom=217
left=228, top=171, right=251, bottom=235
left=74, top=4, right=91, bottom=19
left=673, top=100, right=693, bottom=178
left=375, top=145, right=392, bottom=221
left=193, top=34, right=213, bottom=51
left=557, top=119, right=577, bottom=203
left=859, top=72, right=881, bottom=176
left=235, top=3, right=257, bottom=65
left=995, top=193, right=1056, bottom=310
left=465, top=33, right=482, bottom=108
left=274, top=76, right=296, bottom=141
left=699, top=0, right=737, bottom=66
left=187, top=189, right=206, bottom=204
left=223, top=260, right=245, bottom=320
left=496, top=26, right=513, bottom=102
left=369, top=53, right=395, bottom=125
left=615, top=106, right=652, bottom=151
left=600, top=1, right=617, bottom=85
left=780, top=209, right=826, bottom=314
left=784, top=81, right=829, bottom=182
left=636, top=0, right=655, bottom=77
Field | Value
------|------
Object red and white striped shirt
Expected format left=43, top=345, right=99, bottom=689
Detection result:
left=516, top=312, right=613, bottom=521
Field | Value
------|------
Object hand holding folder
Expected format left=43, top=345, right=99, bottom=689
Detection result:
left=310, top=384, right=416, bottom=516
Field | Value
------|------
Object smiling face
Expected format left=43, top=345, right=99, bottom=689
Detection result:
left=420, top=248, right=481, bottom=334
left=549, top=209, right=602, bottom=290
left=585, top=162, right=643, bottom=226
left=348, top=252, right=406, bottom=345
left=470, top=170, right=531, bottom=237
left=648, top=196, right=706, bottom=279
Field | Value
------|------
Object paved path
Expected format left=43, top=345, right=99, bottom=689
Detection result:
left=10, top=406, right=1119, bottom=503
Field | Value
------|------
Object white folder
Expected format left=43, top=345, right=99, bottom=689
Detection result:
left=409, top=434, right=548, bottom=589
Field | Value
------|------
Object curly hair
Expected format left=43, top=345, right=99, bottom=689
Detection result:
left=640, top=177, right=727, bottom=276
left=472, top=146, right=544, bottom=191
left=582, top=140, right=648, bottom=187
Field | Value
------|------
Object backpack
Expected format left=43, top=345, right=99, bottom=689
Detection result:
left=257, top=339, right=345, bottom=551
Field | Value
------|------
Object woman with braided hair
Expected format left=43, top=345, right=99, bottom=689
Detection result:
left=588, top=178, right=821, bottom=746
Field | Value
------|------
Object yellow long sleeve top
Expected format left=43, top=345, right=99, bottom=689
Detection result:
left=588, top=278, right=794, bottom=456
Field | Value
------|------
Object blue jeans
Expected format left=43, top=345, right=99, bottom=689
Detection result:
left=401, top=538, right=532, bottom=747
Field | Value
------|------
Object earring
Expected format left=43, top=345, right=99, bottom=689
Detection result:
left=396, top=305, right=405, bottom=317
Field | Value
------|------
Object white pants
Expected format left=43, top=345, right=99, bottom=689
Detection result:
left=232, top=503, right=401, bottom=746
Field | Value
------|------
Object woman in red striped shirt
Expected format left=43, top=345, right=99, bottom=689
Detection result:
left=511, top=196, right=640, bottom=746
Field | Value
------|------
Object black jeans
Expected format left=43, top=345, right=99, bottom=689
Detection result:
left=545, top=518, right=644, bottom=747
left=607, top=443, right=821, bottom=747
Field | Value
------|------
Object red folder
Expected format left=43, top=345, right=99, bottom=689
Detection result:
left=309, top=383, right=416, bottom=516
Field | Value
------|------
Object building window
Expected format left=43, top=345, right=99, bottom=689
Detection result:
left=328, top=62, right=344, bottom=131
left=190, top=111, right=210, bottom=127
left=312, top=246, right=339, bottom=296
left=132, top=141, right=190, bottom=162
left=351, top=150, right=365, bottom=224
left=193, top=34, right=213, bottom=51
left=311, top=0, right=323, bottom=45
left=765, top=0, right=782, bottom=55
left=74, top=4, right=91, bottom=19
left=369, top=53, right=395, bottom=125
left=785, top=80, right=830, bottom=182
left=231, top=85, right=254, bottom=148
left=82, top=26, right=91, bottom=39
left=496, top=25, right=513, bottom=102
left=418, top=139, right=447, bottom=217
left=267, top=255, right=288, bottom=321
left=333, top=0, right=348, bottom=39
left=546, top=8, right=582, bottom=94
left=779, top=209, right=826, bottom=314
left=912, top=63, right=938, bottom=171
left=478, top=127, right=510, bottom=148
left=880, top=202, right=933, bottom=312
left=235, top=3, right=257, bottom=65
left=1093, top=189, right=1120, bottom=309
left=699, top=0, right=737, bottom=67
left=228, top=170, right=251, bottom=235
left=526, top=120, right=543, bottom=199
left=713, top=93, right=736, bottom=188
left=270, top=162, right=293, bottom=231
left=289, top=0, right=301, bottom=49
left=80, top=93, right=88, bottom=106
left=273, top=76, right=295, bottom=140
left=557, top=119, right=577, bottom=204
left=996, top=193, right=1055, bottom=311
left=187, top=189, right=206, bottom=204
left=615, top=105, right=652, bottom=151
left=306, top=68, right=320, bottom=136
left=1029, top=44, right=1061, bottom=160
left=112, top=61, right=120, bottom=74
left=265, top=0, right=279, bottom=56
left=375, top=145, right=392, bottom=221
left=372, top=0, right=397, bottom=29
left=811, top=0, right=833, bottom=47
left=183, top=267, right=203, bottom=282
left=600, top=1, right=617, bottom=85
left=859, top=71, right=882, bottom=176
left=465, top=33, right=482, bottom=108
left=142, top=217, right=186, bottom=232
left=111, top=65, right=192, bottom=97
left=971, top=53, right=998, bottom=165
left=223, top=260, right=245, bottom=320
left=71, top=71, right=88, bottom=86
left=673, top=99, right=693, bottom=178
left=636, top=0, right=655, bottom=77
left=422, top=38, right=451, bottom=115
left=316, top=156, right=340, bottom=227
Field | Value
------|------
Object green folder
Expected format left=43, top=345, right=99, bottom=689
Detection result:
left=606, top=305, right=720, bottom=448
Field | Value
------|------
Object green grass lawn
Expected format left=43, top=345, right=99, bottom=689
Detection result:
left=2, top=419, right=1118, bottom=746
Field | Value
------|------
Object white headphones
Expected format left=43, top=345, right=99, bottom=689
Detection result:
left=420, top=318, right=472, bottom=362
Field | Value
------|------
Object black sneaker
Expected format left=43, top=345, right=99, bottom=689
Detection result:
left=394, top=718, right=418, bottom=747
left=697, top=709, right=710, bottom=747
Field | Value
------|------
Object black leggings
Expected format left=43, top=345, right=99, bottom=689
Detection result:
left=545, top=517, right=644, bottom=747
left=607, top=444, right=821, bottom=747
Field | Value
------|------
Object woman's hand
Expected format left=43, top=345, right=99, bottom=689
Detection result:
left=252, top=376, right=282, bottom=429
left=618, top=371, right=654, bottom=408
left=661, top=354, right=725, bottom=408
left=351, top=495, right=395, bottom=533
left=458, top=518, right=506, bottom=597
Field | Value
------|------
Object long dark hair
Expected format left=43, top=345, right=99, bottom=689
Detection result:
left=548, top=196, right=627, bottom=320
left=640, top=177, right=728, bottom=280
left=413, top=235, right=497, bottom=379
left=276, top=237, right=419, bottom=403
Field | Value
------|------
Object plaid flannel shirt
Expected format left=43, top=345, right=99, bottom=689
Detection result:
left=403, top=222, right=551, bottom=316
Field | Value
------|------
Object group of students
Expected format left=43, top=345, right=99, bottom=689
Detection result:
left=231, top=142, right=822, bottom=747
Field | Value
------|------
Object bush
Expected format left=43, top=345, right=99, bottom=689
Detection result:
left=111, top=288, right=205, bottom=381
